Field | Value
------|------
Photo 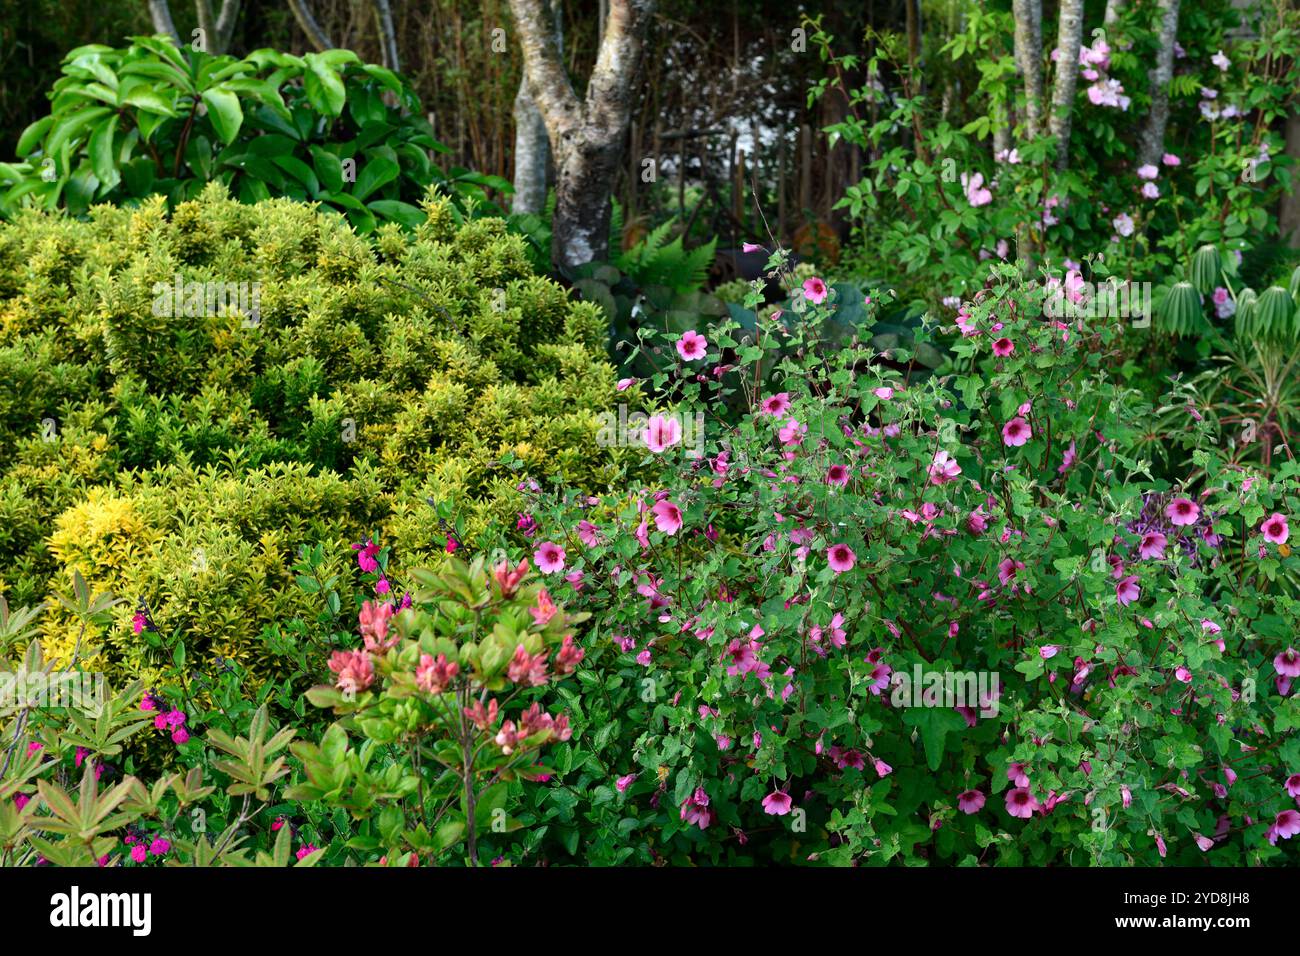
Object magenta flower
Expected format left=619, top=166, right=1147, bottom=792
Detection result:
left=874, top=758, right=893, bottom=778
left=957, top=789, right=986, bottom=814
left=645, top=413, right=682, bottom=453
left=1138, top=532, right=1167, bottom=559
left=352, top=539, right=380, bottom=573
left=130, top=845, right=147, bottom=863
left=328, top=650, right=374, bottom=695
left=651, top=499, right=683, bottom=535
left=533, top=542, right=566, bottom=574
left=1261, top=513, right=1290, bottom=544
left=929, top=449, right=962, bottom=485
left=997, top=558, right=1025, bottom=586
left=874, top=386, right=895, bottom=400
left=1274, top=647, right=1300, bottom=678
left=759, top=393, right=791, bottom=417
left=762, top=790, right=794, bottom=815
left=1116, top=575, right=1141, bottom=606
left=296, top=843, right=319, bottom=860
left=1005, top=787, right=1039, bottom=819
left=676, top=329, right=708, bottom=361
left=826, top=464, right=850, bottom=487
left=1270, top=810, right=1300, bottom=843
left=802, top=277, right=828, bottom=304
left=1284, top=774, right=1300, bottom=799
left=149, top=837, right=170, bottom=857
left=992, top=337, right=1014, bottom=357
left=828, top=543, right=856, bottom=574
left=1002, top=416, right=1031, bottom=447
left=1165, top=497, right=1200, bottom=526
left=615, top=773, right=637, bottom=794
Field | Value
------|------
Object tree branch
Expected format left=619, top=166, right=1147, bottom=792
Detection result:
left=287, top=0, right=334, bottom=52
left=146, top=0, right=181, bottom=44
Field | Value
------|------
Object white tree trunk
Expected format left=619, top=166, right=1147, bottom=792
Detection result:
left=1012, top=0, right=1045, bottom=139
left=1137, top=0, right=1181, bottom=168
left=512, top=80, right=551, bottom=214
left=287, top=0, right=334, bottom=52
left=1103, top=0, right=1126, bottom=26
left=374, top=0, right=400, bottom=71
left=147, top=1, right=180, bottom=43
left=1049, top=0, right=1085, bottom=169
left=509, top=0, right=656, bottom=269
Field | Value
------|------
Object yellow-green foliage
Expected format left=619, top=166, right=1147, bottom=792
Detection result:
left=0, top=183, right=626, bottom=688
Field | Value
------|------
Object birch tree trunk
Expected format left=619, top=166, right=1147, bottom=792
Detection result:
left=1012, top=0, right=1045, bottom=139
left=1048, top=0, right=1084, bottom=169
left=508, top=0, right=656, bottom=269
left=512, top=83, right=551, bottom=214
left=1137, top=0, right=1181, bottom=168
left=373, top=0, right=400, bottom=72
left=287, top=0, right=334, bottom=52
left=1103, top=0, right=1127, bottom=26
left=147, top=1, right=181, bottom=43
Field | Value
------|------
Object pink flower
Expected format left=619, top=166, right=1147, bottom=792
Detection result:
left=1116, top=575, right=1141, bottom=606
left=149, top=837, right=170, bottom=857
left=352, top=539, right=381, bottom=573
left=615, top=773, right=637, bottom=793
left=359, top=600, right=397, bottom=654
left=132, top=612, right=147, bottom=635
left=874, top=758, right=893, bottom=778
left=534, top=542, right=566, bottom=574
left=1261, top=513, right=1290, bottom=544
left=652, top=499, right=683, bottom=535
left=1138, top=532, right=1167, bottom=559
left=296, top=844, right=318, bottom=860
left=130, top=845, right=147, bottom=863
left=1002, top=417, right=1031, bottom=447
left=957, top=789, right=986, bottom=814
left=645, top=413, right=682, bottom=453
left=874, top=386, right=895, bottom=400
left=1274, top=647, right=1300, bottom=678
left=742, top=242, right=763, bottom=253
left=328, top=650, right=374, bottom=695
left=1284, top=774, right=1300, bottom=799
left=1162, top=153, right=1181, bottom=166
left=415, top=653, right=460, bottom=694
left=1270, top=809, right=1300, bottom=843
left=171, top=727, right=190, bottom=745
left=778, top=418, right=806, bottom=446
left=1112, top=212, right=1135, bottom=237
left=1141, top=182, right=1160, bottom=200
left=760, top=393, right=791, bottom=417
left=826, top=464, right=850, bottom=487
left=992, top=337, right=1014, bottom=357
left=616, top=377, right=636, bottom=391
left=929, top=450, right=962, bottom=485
left=802, top=277, right=828, bottom=304
left=1136, top=164, right=1159, bottom=181
left=997, top=558, right=1025, bottom=586
left=1166, top=497, right=1200, bottom=526
left=1005, top=787, right=1039, bottom=819
left=1058, top=440, right=1077, bottom=474
left=762, top=790, right=794, bottom=815
left=676, top=330, right=708, bottom=361
left=828, top=543, right=856, bottom=574
left=962, top=172, right=993, bottom=207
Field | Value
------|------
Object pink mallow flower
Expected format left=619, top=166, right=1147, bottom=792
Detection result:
left=1166, top=497, right=1200, bottom=526
left=957, top=789, right=986, bottom=814
left=761, top=790, right=794, bottom=815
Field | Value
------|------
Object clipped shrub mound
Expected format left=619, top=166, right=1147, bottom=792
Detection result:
left=0, top=182, right=624, bottom=687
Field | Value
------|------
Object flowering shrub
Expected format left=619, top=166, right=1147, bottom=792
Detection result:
left=491, top=261, right=1300, bottom=864
left=289, top=553, right=586, bottom=865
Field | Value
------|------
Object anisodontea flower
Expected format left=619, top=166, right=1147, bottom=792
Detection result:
left=762, top=790, right=794, bottom=815
left=1005, top=787, right=1038, bottom=819
left=676, top=329, right=708, bottom=361
left=577, top=520, right=600, bottom=548
left=1002, top=416, right=1032, bottom=447
left=802, top=276, right=828, bottom=304
left=992, top=337, right=1014, bottom=357
left=1284, top=774, right=1300, bottom=798
left=1113, top=212, right=1135, bottom=237
left=929, top=449, right=962, bottom=485
left=1269, top=809, right=1300, bottom=844
left=1116, top=575, right=1141, bottom=607
left=1261, top=512, right=1290, bottom=544
left=1138, top=531, right=1167, bottom=559
left=1166, top=496, right=1200, bottom=526
left=957, top=789, right=986, bottom=814
left=828, top=543, right=856, bottom=574
left=961, top=171, right=993, bottom=207
left=1274, top=647, right=1300, bottom=678
left=759, top=392, right=791, bottom=417
left=778, top=418, right=806, bottom=446
left=645, top=413, right=682, bottom=453
left=534, top=541, right=566, bottom=574
left=652, top=499, right=683, bottom=535
left=826, top=464, right=850, bottom=487
left=615, top=773, right=637, bottom=793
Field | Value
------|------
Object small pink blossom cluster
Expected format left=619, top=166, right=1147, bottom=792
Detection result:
left=491, top=702, right=572, bottom=755
left=141, top=693, right=189, bottom=745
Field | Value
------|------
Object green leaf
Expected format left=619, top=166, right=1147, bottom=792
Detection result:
left=201, top=87, right=244, bottom=146
left=303, top=54, right=346, bottom=117
left=88, top=116, right=120, bottom=191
